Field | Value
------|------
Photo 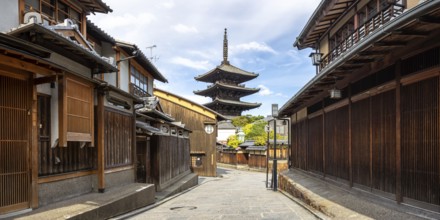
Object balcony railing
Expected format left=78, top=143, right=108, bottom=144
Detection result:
left=319, top=4, right=405, bottom=71
left=130, top=83, right=147, bottom=97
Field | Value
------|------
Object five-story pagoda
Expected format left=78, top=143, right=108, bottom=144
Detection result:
left=194, top=29, right=261, bottom=118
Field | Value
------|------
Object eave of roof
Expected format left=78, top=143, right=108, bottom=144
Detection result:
left=116, top=41, right=168, bottom=83
left=78, top=0, right=113, bottom=14
left=154, top=88, right=227, bottom=121
left=194, top=82, right=260, bottom=96
left=281, top=0, right=440, bottom=116
left=204, top=98, right=261, bottom=108
left=86, top=20, right=115, bottom=44
left=294, top=0, right=355, bottom=50
left=0, top=32, right=51, bottom=58
left=7, top=23, right=118, bottom=73
left=194, top=63, right=258, bottom=83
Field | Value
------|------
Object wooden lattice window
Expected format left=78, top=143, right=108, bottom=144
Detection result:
left=24, top=0, right=83, bottom=31
left=59, top=74, right=94, bottom=147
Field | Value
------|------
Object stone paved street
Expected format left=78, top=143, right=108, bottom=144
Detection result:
left=127, top=168, right=318, bottom=220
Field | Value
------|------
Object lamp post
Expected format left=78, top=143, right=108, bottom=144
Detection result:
left=272, top=104, right=278, bottom=191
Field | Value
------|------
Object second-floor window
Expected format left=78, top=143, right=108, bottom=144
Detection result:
left=130, top=66, right=148, bottom=96
left=24, top=0, right=83, bottom=31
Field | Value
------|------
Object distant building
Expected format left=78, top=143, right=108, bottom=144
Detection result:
left=154, top=88, right=226, bottom=177
left=217, top=120, right=236, bottom=144
left=194, top=29, right=261, bottom=118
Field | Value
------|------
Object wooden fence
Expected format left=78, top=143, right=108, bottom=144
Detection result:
left=150, top=135, right=190, bottom=191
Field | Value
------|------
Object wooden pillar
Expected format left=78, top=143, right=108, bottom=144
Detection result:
left=97, top=90, right=105, bottom=192
left=322, top=100, right=326, bottom=177
left=395, top=60, right=402, bottom=203
left=31, top=77, right=38, bottom=208
left=369, top=96, right=373, bottom=188
left=348, top=85, right=353, bottom=187
left=132, top=106, right=137, bottom=182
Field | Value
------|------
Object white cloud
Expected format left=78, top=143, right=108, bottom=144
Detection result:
left=161, top=1, right=175, bottom=9
left=232, top=42, right=277, bottom=54
left=172, top=24, right=199, bottom=34
left=93, top=13, right=156, bottom=30
left=170, top=57, right=211, bottom=70
left=258, top=85, right=274, bottom=96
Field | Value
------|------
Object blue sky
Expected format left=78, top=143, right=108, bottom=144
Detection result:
left=89, top=0, right=321, bottom=117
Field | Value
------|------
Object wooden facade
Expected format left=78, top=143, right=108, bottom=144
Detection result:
left=154, top=88, right=224, bottom=177
left=150, top=135, right=191, bottom=191
left=281, top=0, right=440, bottom=211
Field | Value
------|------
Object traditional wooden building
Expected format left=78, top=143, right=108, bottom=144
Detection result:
left=87, top=21, right=172, bottom=194
left=279, top=0, right=440, bottom=212
left=154, top=88, right=226, bottom=177
left=0, top=0, right=117, bottom=214
left=194, top=29, right=261, bottom=118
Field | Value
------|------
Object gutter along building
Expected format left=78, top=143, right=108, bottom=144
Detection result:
left=279, top=0, right=440, bottom=212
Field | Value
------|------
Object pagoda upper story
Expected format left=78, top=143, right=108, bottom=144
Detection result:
left=194, top=29, right=261, bottom=118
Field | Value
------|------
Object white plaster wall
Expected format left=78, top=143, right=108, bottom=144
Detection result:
left=49, top=53, right=91, bottom=77
left=119, top=54, right=130, bottom=93
left=217, top=129, right=236, bottom=143
left=0, top=0, right=19, bottom=32
left=100, top=42, right=117, bottom=87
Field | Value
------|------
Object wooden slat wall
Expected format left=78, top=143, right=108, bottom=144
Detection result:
left=248, top=153, right=267, bottom=169
left=371, top=90, right=396, bottom=194
left=307, top=115, right=323, bottom=174
left=297, top=119, right=308, bottom=170
left=237, top=153, right=248, bottom=165
left=104, top=108, right=133, bottom=169
left=151, top=135, right=190, bottom=188
left=0, top=75, right=30, bottom=213
left=158, top=99, right=217, bottom=176
left=324, top=106, right=349, bottom=180
left=38, top=142, right=95, bottom=176
left=352, top=98, right=371, bottom=186
left=219, top=152, right=237, bottom=165
left=267, top=148, right=288, bottom=160
left=66, top=77, right=93, bottom=139
left=401, top=77, right=440, bottom=205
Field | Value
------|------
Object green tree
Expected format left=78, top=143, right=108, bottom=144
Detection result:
left=226, top=134, right=241, bottom=149
left=231, top=115, right=264, bottom=127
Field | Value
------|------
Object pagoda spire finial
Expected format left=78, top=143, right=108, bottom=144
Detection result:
left=222, top=28, right=229, bottom=65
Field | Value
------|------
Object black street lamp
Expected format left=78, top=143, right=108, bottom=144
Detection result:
left=272, top=104, right=278, bottom=192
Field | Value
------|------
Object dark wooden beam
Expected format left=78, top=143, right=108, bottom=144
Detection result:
left=418, top=16, right=440, bottom=24
left=374, top=41, right=406, bottom=47
left=347, top=58, right=375, bottom=64
left=393, top=30, right=430, bottom=37
left=358, top=50, right=389, bottom=56
left=33, top=75, right=62, bottom=85
left=395, top=60, right=402, bottom=203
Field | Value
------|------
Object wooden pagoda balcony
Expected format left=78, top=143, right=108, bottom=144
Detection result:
left=319, top=4, right=405, bottom=71
left=130, top=83, right=147, bottom=97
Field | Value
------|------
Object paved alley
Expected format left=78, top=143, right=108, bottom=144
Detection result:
left=125, top=168, right=318, bottom=220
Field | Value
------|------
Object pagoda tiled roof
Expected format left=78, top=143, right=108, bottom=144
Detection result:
left=194, top=82, right=260, bottom=97
left=195, top=62, right=258, bottom=84
left=204, top=98, right=261, bottom=109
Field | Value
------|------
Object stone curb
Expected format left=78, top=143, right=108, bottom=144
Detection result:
left=279, top=173, right=373, bottom=219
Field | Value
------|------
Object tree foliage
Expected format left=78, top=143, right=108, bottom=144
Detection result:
left=227, top=115, right=287, bottom=147
left=231, top=115, right=264, bottom=127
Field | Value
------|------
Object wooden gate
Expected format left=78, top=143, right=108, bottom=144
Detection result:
left=0, top=75, right=31, bottom=214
